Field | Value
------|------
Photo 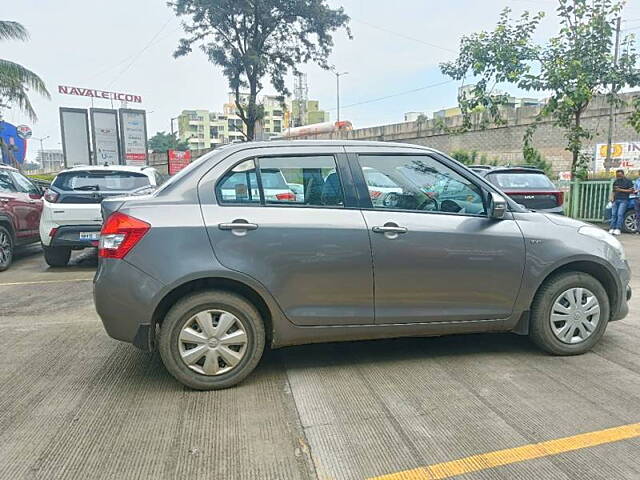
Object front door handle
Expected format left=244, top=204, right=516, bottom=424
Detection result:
left=219, top=221, right=258, bottom=231
left=372, top=225, right=408, bottom=234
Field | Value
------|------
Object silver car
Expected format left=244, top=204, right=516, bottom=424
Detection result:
left=94, top=141, right=631, bottom=390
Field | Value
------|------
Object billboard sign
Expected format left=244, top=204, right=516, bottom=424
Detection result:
left=60, top=108, right=91, bottom=167
left=168, top=149, right=191, bottom=175
left=90, top=108, right=120, bottom=165
left=119, top=109, right=148, bottom=166
left=595, top=142, right=640, bottom=172
left=58, top=85, right=142, bottom=103
left=0, top=121, right=28, bottom=167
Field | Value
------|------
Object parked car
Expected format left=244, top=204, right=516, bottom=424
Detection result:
left=472, top=166, right=564, bottom=214
left=603, top=199, right=637, bottom=233
left=0, top=165, right=44, bottom=271
left=94, top=141, right=630, bottom=390
left=40, top=165, right=162, bottom=267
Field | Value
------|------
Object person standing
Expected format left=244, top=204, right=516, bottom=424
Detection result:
left=610, top=169, right=634, bottom=235
left=634, top=172, right=640, bottom=234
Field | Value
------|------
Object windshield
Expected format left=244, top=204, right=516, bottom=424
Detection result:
left=53, top=170, right=151, bottom=192
left=487, top=172, right=554, bottom=189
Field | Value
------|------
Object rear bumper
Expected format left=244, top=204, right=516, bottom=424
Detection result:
left=50, top=225, right=101, bottom=248
left=93, top=258, right=165, bottom=350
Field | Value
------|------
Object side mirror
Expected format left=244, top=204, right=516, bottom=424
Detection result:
left=488, top=192, right=507, bottom=219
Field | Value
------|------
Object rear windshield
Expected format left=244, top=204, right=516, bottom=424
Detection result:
left=53, top=170, right=151, bottom=192
left=487, top=172, right=554, bottom=189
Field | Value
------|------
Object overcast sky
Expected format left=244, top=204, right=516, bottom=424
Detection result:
left=5, top=0, right=640, bottom=161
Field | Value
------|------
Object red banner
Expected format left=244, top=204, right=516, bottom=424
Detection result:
left=168, top=149, right=192, bottom=175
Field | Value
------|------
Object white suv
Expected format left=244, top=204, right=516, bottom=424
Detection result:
left=40, top=165, right=162, bottom=266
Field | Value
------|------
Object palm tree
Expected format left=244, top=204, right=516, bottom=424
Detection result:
left=0, top=20, right=50, bottom=121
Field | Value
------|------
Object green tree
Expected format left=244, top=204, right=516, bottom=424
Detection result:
left=440, top=0, right=640, bottom=178
left=0, top=21, right=50, bottom=121
left=149, top=131, right=189, bottom=152
left=169, top=0, right=351, bottom=140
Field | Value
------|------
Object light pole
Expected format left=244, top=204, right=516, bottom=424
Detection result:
left=33, top=135, right=50, bottom=169
left=332, top=70, right=348, bottom=122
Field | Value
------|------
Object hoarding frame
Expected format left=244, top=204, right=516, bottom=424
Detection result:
left=90, top=108, right=121, bottom=166
left=118, top=108, right=148, bottom=166
left=59, top=107, right=92, bottom=167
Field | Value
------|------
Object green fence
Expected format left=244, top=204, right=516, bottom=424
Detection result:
left=564, top=179, right=613, bottom=222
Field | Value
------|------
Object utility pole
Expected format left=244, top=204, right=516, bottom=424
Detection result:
left=333, top=70, right=348, bottom=123
left=33, top=135, right=50, bottom=169
left=605, top=16, right=622, bottom=172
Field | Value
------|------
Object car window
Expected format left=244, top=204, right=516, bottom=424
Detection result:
left=216, top=159, right=260, bottom=204
left=487, top=172, right=554, bottom=189
left=357, top=154, right=486, bottom=215
left=52, top=170, right=151, bottom=192
left=10, top=171, right=40, bottom=195
left=0, top=171, right=17, bottom=193
left=258, top=155, right=344, bottom=207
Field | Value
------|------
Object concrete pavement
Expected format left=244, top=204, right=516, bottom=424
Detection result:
left=1, top=237, right=640, bottom=479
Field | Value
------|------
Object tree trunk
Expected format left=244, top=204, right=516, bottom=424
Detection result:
left=571, top=111, right=581, bottom=180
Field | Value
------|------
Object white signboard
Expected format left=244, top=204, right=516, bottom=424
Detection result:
left=60, top=108, right=91, bottom=167
left=119, top=109, right=148, bottom=166
left=91, top=109, right=120, bottom=165
left=595, top=142, right=640, bottom=172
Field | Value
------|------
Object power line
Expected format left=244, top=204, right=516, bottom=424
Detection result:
left=351, top=17, right=457, bottom=53
left=326, top=79, right=455, bottom=112
left=106, top=18, right=174, bottom=88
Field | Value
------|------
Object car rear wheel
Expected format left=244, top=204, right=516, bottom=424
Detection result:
left=0, top=226, right=14, bottom=272
left=529, top=272, right=609, bottom=355
left=623, top=210, right=637, bottom=233
left=158, top=291, right=265, bottom=390
left=43, top=246, right=71, bottom=267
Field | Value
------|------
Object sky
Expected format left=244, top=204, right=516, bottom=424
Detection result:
left=4, top=0, right=640, bottom=162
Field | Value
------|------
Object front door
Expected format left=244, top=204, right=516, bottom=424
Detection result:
left=351, top=151, right=526, bottom=324
left=200, top=150, right=374, bottom=326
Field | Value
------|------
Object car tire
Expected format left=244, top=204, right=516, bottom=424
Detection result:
left=529, top=272, right=609, bottom=355
left=0, top=226, right=14, bottom=272
left=43, top=246, right=71, bottom=267
left=623, top=210, right=637, bottom=233
left=158, top=290, right=266, bottom=390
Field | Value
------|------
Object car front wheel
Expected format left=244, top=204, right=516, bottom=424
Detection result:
left=529, top=272, right=609, bottom=355
left=43, top=246, right=71, bottom=267
left=158, top=291, right=265, bottom=390
left=0, top=226, right=14, bottom=272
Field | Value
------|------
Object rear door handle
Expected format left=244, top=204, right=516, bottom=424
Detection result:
left=218, top=221, right=258, bottom=231
left=372, top=226, right=408, bottom=234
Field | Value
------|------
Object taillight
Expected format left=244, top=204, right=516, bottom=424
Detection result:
left=370, top=190, right=382, bottom=199
left=554, top=191, right=564, bottom=206
left=98, top=212, right=150, bottom=259
left=275, top=192, right=296, bottom=201
left=44, top=188, right=59, bottom=203
left=49, top=227, right=58, bottom=238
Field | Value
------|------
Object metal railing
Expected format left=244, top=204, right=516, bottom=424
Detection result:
left=564, top=180, right=613, bottom=222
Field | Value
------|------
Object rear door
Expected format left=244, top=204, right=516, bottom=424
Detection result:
left=9, top=171, right=43, bottom=238
left=199, top=146, right=374, bottom=326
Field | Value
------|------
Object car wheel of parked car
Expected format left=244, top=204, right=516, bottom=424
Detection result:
left=0, top=226, right=14, bottom=272
left=529, top=272, right=609, bottom=355
left=159, top=291, right=266, bottom=390
left=43, top=246, right=71, bottom=267
left=623, top=210, right=637, bottom=234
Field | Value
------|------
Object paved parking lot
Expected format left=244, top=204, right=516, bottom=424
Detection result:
left=2, top=237, right=640, bottom=479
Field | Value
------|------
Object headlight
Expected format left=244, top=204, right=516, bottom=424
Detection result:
left=578, top=226, right=626, bottom=260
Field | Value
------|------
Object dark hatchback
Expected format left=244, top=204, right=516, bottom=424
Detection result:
left=472, top=166, right=564, bottom=214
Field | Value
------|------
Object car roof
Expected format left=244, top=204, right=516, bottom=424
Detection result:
left=0, top=164, right=19, bottom=172
left=59, top=164, right=156, bottom=174
left=215, top=139, right=441, bottom=154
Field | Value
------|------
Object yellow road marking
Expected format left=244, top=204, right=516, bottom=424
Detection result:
left=0, top=278, right=93, bottom=286
left=371, top=422, right=640, bottom=480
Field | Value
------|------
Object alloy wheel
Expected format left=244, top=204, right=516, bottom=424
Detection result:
left=624, top=212, right=637, bottom=233
left=0, top=231, right=11, bottom=267
left=550, top=288, right=600, bottom=344
left=178, top=309, right=248, bottom=376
